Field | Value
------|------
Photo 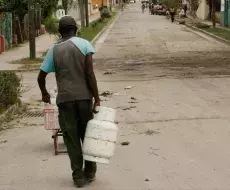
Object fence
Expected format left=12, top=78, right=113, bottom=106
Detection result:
left=0, top=12, right=12, bottom=49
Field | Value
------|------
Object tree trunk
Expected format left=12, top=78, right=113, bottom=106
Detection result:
left=212, top=0, right=216, bottom=27
left=190, top=0, right=196, bottom=17
left=208, top=0, right=212, bottom=19
left=15, top=17, right=23, bottom=44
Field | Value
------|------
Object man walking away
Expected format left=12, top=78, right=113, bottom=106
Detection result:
left=169, top=6, right=175, bottom=22
left=142, top=3, right=145, bottom=13
left=37, top=16, right=100, bottom=188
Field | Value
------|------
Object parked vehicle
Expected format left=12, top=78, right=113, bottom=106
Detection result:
left=151, top=8, right=158, bottom=15
left=151, top=3, right=167, bottom=16
left=158, top=8, right=166, bottom=15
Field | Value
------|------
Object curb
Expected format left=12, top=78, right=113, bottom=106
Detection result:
left=175, top=17, right=230, bottom=45
left=186, top=24, right=230, bottom=45
left=0, top=103, right=20, bottom=128
left=91, top=11, right=120, bottom=45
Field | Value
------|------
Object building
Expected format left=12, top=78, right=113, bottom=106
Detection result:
left=196, top=0, right=210, bottom=20
left=220, top=0, right=230, bottom=27
left=56, top=0, right=104, bottom=22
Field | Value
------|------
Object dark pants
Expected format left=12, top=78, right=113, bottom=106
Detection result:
left=170, top=13, right=175, bottom=22
left=58, top=99, right=97, bottom=180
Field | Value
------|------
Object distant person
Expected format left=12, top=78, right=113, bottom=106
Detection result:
left=179, top=8, right=185, bottom=18
left=166, top=7, right=170, bottom=19
left=121, top=2, right=124, bottom=11
left=184, top=4, right=188, bottom=16
left=149, top=3, right=152, bottom=14
left=169, top=6, right=175, bottom=22
left=142, top=3, right=145, bottom=13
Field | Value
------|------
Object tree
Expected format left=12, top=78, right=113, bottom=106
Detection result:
left=161, top=0, right=178, bottom=8
left=0, top=0, right=4, bottom=8
left=206, top=0, right=220, bottom=27
left=37, top=0, right=59, bottom=21
left=4, top=0, right=58, bottom=22
left=4, top=0, right=28, bottom=20
left=186, top=0, right=201, bottom=16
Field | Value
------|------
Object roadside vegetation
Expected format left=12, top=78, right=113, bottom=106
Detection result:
left=192, top=22, right=230, bottom=41
left=203, top=28, right=230, bottom=41
left=79, top=10, right=117, bottom=41
left=8, top=57, right=44, bottom=71
left=45, top=7, right=118, bottom=42
left=194, top=22, right=211, bottom=29
left=0, top=71, right=21, bottom=116
left=10, top=58, right=44, bottom=65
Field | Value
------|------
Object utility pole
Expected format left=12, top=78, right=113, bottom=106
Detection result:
left=212, top=0, right=216, bottom=28
left=85, top=0, right=89, bottom=27
left=28, top=0, right=36, bottom=59
left=79, top=0, right=85, bottom=27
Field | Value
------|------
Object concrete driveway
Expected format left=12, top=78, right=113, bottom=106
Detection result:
left=1, top=2, right=230, bottom=190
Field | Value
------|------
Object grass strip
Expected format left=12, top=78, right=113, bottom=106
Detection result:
left=203, top=27, right=230, bottom=41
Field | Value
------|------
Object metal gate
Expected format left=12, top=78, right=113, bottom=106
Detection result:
left=224, top=0, right=229, bottom=26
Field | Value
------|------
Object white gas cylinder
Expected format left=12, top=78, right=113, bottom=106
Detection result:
left=93, top=106, right=116, bottom=122
left=82, top=107, right=118, bottom=164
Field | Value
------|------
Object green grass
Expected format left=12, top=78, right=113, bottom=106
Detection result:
left=79, top=12, right=117, bottom=42
left=194, top=22, right=211, bottom=29
left=204, top=28, right=230, bottom=41
left=10, top=57, right=44, bottom=64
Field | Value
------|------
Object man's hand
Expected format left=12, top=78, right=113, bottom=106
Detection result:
left=42, top=92, right=51, bottom=104
left=93, top=99, right=100, bottom=114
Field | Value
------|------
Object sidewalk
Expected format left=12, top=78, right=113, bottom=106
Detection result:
left=176, top=14, right=230, bottom=45
left=0, top=13, right=101, bottom=71
left=186, top=15, right=230, bottom=31
left=0, top=34, right=56, bottom=70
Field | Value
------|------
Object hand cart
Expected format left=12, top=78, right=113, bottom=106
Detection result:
left=44, top=103, right=67, bottom=155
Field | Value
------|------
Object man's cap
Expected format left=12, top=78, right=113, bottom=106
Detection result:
left=59, top=16, right=77, bottom=28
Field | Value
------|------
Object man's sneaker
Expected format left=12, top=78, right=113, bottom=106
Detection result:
left=85, top=173, right=96, bottom=183
left=74, top=178, right=85, bottom=188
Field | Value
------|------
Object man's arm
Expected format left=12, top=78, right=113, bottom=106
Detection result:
left=37, top=70, right=50, bottom=103
left=85, top=53, right=100, bottom=112
left=37, top=47, right=55, bottom=103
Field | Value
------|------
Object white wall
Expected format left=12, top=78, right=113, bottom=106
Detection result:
left=56, top=0, right=81, bottom=21
left=67, top=0, right=81, bottom=21
left=55, top=9, right=66, bottom=19
left=196, top=0, right=210, bottom=20
left=58, top=0, right=62, bottom=6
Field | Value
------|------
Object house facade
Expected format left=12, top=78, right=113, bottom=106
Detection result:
left=56, top=0, right=104, bottom=22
